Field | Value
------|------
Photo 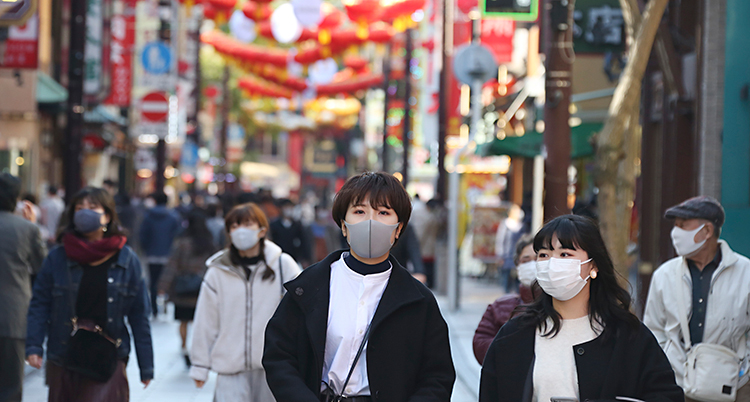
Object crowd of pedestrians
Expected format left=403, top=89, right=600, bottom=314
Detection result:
left=2, top=170, right=750, bottom=402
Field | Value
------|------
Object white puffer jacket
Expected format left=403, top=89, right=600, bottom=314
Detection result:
left=189, top=240, right=301, bottom=381
left=644, top=240, right=750, bottom=388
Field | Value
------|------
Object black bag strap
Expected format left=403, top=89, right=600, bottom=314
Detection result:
left=337, top=321, right=373, bottom=398
left=64, top=264, right=77, bottom=321
left=278, top=253, right=286, bottom=296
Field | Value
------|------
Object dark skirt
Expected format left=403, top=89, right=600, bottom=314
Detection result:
left=174, top=305, right=196, bottom=321
left=46, top=361, right=129, bottom=402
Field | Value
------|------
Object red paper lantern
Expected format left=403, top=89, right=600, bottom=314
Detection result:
left=344, top=56, right=368, bottom=72
left=457, top=0, right=477, bottom=14
left=203, top=3, right=217, bottom=20
left=242, top=1, right=271, bottom=21
left=345, top=0, right=382, bottom=39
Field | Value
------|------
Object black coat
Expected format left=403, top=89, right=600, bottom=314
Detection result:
left=479, top=317, right=684, bottom=402
left=263, top=250, right=455, bottom=402
left=270, top=218, right=311, bottom=263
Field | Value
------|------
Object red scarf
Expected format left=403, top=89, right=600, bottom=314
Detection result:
left=63, top=233, right=127, bottom=265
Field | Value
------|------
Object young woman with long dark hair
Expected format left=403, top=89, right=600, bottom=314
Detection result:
left=158, top=210, right=217, bottom=365
left=189, top=202, right=301, bottom=401
left=479, top=214, right=683, bottom=402
left=263, top=172, right=455, bottom=402
left=26, top=187, right=153, bottom=402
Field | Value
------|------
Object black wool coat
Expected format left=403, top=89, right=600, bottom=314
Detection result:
left=479, top=317, right=684, bottom=402
left=262, top=250, right=455, bottom=402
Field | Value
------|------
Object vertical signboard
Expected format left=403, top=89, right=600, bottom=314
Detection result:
left=481, top=18, right=514, bottom=64
left=105, top=0, right=136, bottom=106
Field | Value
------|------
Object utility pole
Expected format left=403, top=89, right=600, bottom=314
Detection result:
left=63, top=0, right=86, bottom=203
left=542, top=0, right=574, bottom=219
left=219, top=65, right=230, bottom=174
left=401, top=28, right=413, bottom=187
left=436, top=0, right=452, bottom=201
left=382, top=43, right=391, bottom=173
left=155, top=0, right=171, bottom=192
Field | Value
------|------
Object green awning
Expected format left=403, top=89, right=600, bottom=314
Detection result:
left=480, top=122, right=602, bottom=158
left=36, top=72, right=68, bottom=104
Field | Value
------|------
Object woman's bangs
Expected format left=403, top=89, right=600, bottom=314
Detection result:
left=533, top=218, right=583, bottom=251
left=352, top=186, right=392, bottom=210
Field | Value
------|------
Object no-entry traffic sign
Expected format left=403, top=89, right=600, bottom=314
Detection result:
left=140, top=92, right=169, bottom=123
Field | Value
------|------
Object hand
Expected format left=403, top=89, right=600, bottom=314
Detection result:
left=142, top=379, right=151, bottom=388
left=194, top=379, right=205, bottom=388
left=27, top=354, right=43, bottom=369
left=413, top=273, right=427, bottom=284
left=22, top=201, right=37, bottom=224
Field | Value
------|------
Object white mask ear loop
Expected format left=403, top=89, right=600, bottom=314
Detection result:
left=582, top=258, right=594, bottom=281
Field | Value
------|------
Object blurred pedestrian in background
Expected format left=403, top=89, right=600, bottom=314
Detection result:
left=204, top=202, right=226, bottom=249
left=270, top=198, right=311, bottom=267
left=263, top=172, right=455, bottom=402
left=158, top=210, right=217, bottom=367
left=479, top=215, right=682, bottom=402
left=26, top=187, right=153, bottom=402
left=645, top=196, right=750, bottom=401
left=40, top=185, right=65, bottom=245
left=389, top=224, right=427, bottom=283
left=190, top=202, right=300, bottom=401
left=139, top=191, right=182, bottom=317
left=473, top=234, right=536, bottom=364
left=0, top=173, right=46, bottom=402
left=495, top=204, right=525, bottom=293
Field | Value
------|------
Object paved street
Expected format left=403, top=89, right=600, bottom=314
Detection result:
left=22, top=276, right=502, bottom=402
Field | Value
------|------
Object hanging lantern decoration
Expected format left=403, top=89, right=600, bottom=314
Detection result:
left=270, top=3, right=303, bottom=44
left=238, top=76, right=294, bottom=99
left=316, top=74, right=384, bottom=96
left=207, top=0, right=237, bottom=24
left=241, top=1, right=272, bottom=21
left=202, top=30, right=289, bottom=67
left=229, top=9, right=257, bottom=43
left=344, top=56, right=368, bottom=73
left=291, top=0, right=323, bottom=29
left=381, top=0, right=425, bottom=32
left=344, top=0, right=382, bottom=40
left=317, top=3, right=343, bottom=47
left=203, top=3, right=217, bottom=21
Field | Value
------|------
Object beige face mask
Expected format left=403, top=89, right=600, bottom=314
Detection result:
left=344, top=219, right=399, bottom=259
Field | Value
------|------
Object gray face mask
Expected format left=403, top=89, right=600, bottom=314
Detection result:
left=74, top=209, right=104, bottom=234
left=344, top=219, right=400, bottom=259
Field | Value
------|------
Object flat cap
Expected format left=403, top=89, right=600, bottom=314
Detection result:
left=664, top=195, right=725, bottom=229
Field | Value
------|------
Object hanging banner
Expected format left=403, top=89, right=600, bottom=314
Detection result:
left=83, top=0, right=104, bottom=95
left=0, top=13, right=38, bottom=68
left=481, top=18, right=514, bottom=64
left=104, top=0, right=136, bottom=106
left=447, top=19, right=472, bottom=137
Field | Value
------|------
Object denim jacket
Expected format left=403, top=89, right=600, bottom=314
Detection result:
left=26, top=245, right=154, bottom=381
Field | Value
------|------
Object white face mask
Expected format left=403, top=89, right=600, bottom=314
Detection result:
left=516, top=261, right=537, bottom=287
left=671, top=224, right=707, bottom=257
left=231, top=227, right=261, bottom=250
left=536, top=257, right=593, bottom=301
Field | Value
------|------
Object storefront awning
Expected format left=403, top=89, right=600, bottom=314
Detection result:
left=83, top=105, right=128, bottom=126
left=480, top=122, right=602, bottom=159
left=36, top=72, right=68, bottom=104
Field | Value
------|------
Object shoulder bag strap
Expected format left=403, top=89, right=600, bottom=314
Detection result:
left=674, top=263, right=693, bottom=350
left=338, top=322, right=373, bottom=398
left=278, top=253, right=286, bottom=296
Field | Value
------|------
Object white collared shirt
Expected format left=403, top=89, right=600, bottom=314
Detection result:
left=321, top=254, right=392, bottom=397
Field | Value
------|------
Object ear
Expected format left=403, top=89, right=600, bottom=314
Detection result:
left=396, top=223, right=404, bottom=239
left=704, top=222, right=715, bottom=239
left=259, top=227, right=268, bottom=238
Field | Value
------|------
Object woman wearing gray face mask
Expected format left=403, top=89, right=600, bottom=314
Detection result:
left=263, top=172, right=456, bottom=402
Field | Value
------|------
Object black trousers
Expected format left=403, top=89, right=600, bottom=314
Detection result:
left=149, top=263, right=165, bottom=317
left=0, top=337, right=24, bottom=402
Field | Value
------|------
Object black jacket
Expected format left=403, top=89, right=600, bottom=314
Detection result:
left=270, top=218, right=310, bottom=263
left=479, top=317, right=684, bottom=402
left=263, top=250, right=455, bottom=402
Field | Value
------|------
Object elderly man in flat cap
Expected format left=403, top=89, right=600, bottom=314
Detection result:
left=645, top=196, right=750, bottom=402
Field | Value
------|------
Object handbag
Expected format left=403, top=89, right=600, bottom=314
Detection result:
left=62, top=266, right=121, bottom=383
left=174, top=273, right=203, bottom=297
left=674, top=266, right=745, bottom=402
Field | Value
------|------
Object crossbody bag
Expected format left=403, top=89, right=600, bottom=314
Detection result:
left=63, top=265, right=121, bottom=383
left=320, top=323, right=373, bottom=402
left=674, top=267, right=746, bottom=401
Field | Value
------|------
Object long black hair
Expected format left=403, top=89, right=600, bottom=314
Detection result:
left=183, top=210, right=215, bottom=256
left=57, top=187, right=127, bottom=241
left=515, top=214, right=640, bottom=339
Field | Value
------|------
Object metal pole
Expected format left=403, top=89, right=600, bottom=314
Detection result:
left=382, top=43, right=391, bottom=172
left=402, top=28, right=413, bottom=187
left=63, top=0, right=86, bottom=203
left=219, top=65, right=230, bottom=173
left=436, top=0, right=452, bottom=201
left=154, top=0, right=172, bottom=193
left=542, top=0, right=574, bottom=219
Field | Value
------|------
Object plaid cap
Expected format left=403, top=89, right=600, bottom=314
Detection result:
left=664, top=196, right=725, bottom=229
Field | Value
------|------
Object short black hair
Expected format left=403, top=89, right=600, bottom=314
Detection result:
left=22, top=193, right=37, bottom=205
left=47, top=185, right=58, bottom=195
left=151, top=191, right=168, bottom=206
left=0, top=173, right=20, bottom=212
left=331, top=172, right=412, bottom=230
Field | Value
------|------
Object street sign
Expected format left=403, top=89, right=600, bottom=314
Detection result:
left=0, top=0, right=37, bottom=27
left=140, top=91, right=169, bottom=122
left=453, top=43, right=498, bottom=85
left=480, top=0, right=538, bottom=21
left=141, top=41, right=171, bottom=75
left=0, top=13, right=38, bottom=68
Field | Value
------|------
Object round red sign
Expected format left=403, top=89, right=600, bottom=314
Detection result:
left=140, top=92, right=169, bottom=123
